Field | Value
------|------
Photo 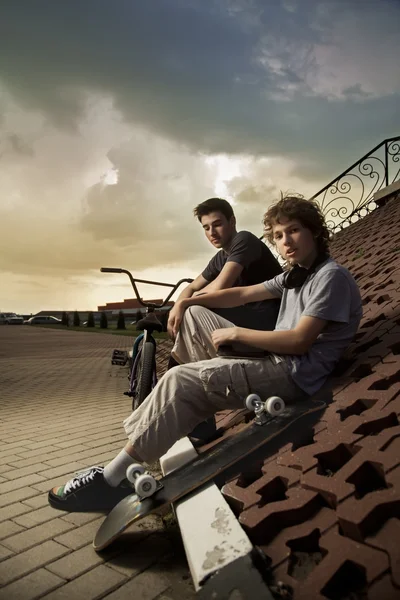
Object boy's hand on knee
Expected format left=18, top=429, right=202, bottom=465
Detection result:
left=168, top=301, right=186, bottom=339
left=167, top=313, right=178, bottom=339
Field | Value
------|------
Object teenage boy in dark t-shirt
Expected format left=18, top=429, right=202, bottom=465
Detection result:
left=167, top=197, right=282, bottom=338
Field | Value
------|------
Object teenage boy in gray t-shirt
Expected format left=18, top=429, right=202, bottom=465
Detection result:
left=48, top=195, right=362, bottom=513
left=263, top=258, right=361, bottom=396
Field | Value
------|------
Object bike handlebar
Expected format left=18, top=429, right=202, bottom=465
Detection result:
left=100, top=267, right=194, bottom=309
left=100, top=268, right=123, bottom=274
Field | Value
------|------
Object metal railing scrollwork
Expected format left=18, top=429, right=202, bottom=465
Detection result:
left=311, top=136, right=400, bottom=232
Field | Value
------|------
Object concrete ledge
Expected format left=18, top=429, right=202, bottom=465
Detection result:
left=196, top=554, right=274, bottom=599
left=160, top=437, right=254, bottom=591
left=373, top=180, right=400, bottom=204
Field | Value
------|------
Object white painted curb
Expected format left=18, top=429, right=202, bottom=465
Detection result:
left=160, top=437, right=254, bottom=591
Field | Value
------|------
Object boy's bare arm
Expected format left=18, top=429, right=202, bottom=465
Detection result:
left=175, top=274, right=209, bottom=300
left=168, top=284, right=278, bottom=338
left=211, top=315, right=327, bottom=355
left=193, top=261, right=243, bottom=295
left=167, top=273, right=209, bottom=337
left=183, top=283, right=277, bottom=309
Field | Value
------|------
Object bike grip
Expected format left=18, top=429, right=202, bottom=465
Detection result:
left=100, top=267, right=123, bottom=273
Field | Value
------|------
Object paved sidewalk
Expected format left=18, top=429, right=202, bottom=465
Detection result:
left=0, top=326, right=195, bottom=600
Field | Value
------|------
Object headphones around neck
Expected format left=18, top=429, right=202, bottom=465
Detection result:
left=283, top=253, right=329, bottom=289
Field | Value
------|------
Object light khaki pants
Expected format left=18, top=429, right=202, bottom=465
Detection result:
left=171, top=305, right=235, bottom=364
left=124, top=307, right=306, bottom=463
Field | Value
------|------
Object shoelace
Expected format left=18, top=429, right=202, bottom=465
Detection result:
left=64, top=466, right=104, bottom=494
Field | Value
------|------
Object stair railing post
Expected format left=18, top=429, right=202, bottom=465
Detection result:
left=384, top=140, right=389, bottom=187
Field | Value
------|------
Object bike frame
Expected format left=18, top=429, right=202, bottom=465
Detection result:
left=101, top=267, right=193, bottom=409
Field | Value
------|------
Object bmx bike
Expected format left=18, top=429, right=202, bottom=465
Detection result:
left=101, top=267, right=193, bottom=410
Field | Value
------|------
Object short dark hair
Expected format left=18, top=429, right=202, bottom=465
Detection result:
left=263, top=193, right=331, bottom=255
left=193, top=198, right=234, bottom=222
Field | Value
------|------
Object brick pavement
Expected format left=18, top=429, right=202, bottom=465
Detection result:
left=0, top=326, right=195, bottom=600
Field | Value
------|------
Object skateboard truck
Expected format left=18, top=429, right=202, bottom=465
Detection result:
left=126, top=464, right=159, bottom=498
left=245, top=394, right=285, bottom=425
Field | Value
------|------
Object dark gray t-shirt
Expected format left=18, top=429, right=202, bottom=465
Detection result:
left=202, top=231, right=282, bottom=330
left=264, top=258, right=362, bottom=395
left=202, top=230, right=282, bottom=285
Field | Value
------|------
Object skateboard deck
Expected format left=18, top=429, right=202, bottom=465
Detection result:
left=93, top=397, right=326, bottom=551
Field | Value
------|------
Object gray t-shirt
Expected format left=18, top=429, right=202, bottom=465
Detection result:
left=263, top=258, right=362, bottom=395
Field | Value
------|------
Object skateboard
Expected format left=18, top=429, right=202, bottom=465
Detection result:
left=93, top=394, right=327, bottom=551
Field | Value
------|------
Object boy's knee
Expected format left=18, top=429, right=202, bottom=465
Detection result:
left=163, top=363, right=193, bottom=386
left=164, top=364, right=181, bottom=379
left=163, top=362, right=199, bottom=387
left=186, top=305, right=209, bottom=321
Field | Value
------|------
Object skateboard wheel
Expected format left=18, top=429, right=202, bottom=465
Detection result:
left=135, top=473, right=157, bottom=498
left=245, top=393, right=262, bottom=411
left=265, top=396, right=285, bottom=416
left=126, top=463, right=145, bottom=484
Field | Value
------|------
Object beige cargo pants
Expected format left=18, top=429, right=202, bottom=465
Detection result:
left=123, top=306, right=306, bottom=463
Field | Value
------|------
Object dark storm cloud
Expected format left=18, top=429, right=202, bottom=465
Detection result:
left=1, top=133, right=34, bottom=158
left=0, top=0, right=398, bottom=180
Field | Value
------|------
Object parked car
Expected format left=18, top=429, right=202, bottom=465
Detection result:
left=0, top=312, right=24, bottom=325
left=24, top=316, right=62, bottom=325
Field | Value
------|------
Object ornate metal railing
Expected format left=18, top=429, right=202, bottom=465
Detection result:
left=311, top=136, right=400, bottom=232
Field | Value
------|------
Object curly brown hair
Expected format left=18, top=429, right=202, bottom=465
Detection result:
left=263, top=193, right=331, bottom=256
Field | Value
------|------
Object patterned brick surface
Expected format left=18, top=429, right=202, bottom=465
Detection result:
left=0, top=327, right=195, bottom=599
left=2, top=194, right=400, bottom=598
left=221, top=192, right=400, bottom=598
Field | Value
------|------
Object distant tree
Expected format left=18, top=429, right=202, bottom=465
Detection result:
left=135, top=309, right=144, bottom=323
left=61, top=311, right=69, bottom=326
left=87, top=311, right=95, bottom=327
left=100, top=311, right=108, bottom=329
left=73, top=311, right=80, bottom=327
left=117, top=310, right=126, bottom=330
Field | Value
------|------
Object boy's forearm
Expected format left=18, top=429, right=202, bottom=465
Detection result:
left=176, top=285, right=195, bottom=301
left=197, top=281, right=217, bottom=294
left=180, top=287, right=245, bottom=310
left=236, top=327, right=306, bottom=355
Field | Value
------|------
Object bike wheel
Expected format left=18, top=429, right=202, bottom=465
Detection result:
left=128, top=333, right=144, bottom=383
left=133, top=340, right=156, bottom=410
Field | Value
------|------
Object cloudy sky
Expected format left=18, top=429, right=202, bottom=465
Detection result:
left=0, top=0, right=399, bottom=314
